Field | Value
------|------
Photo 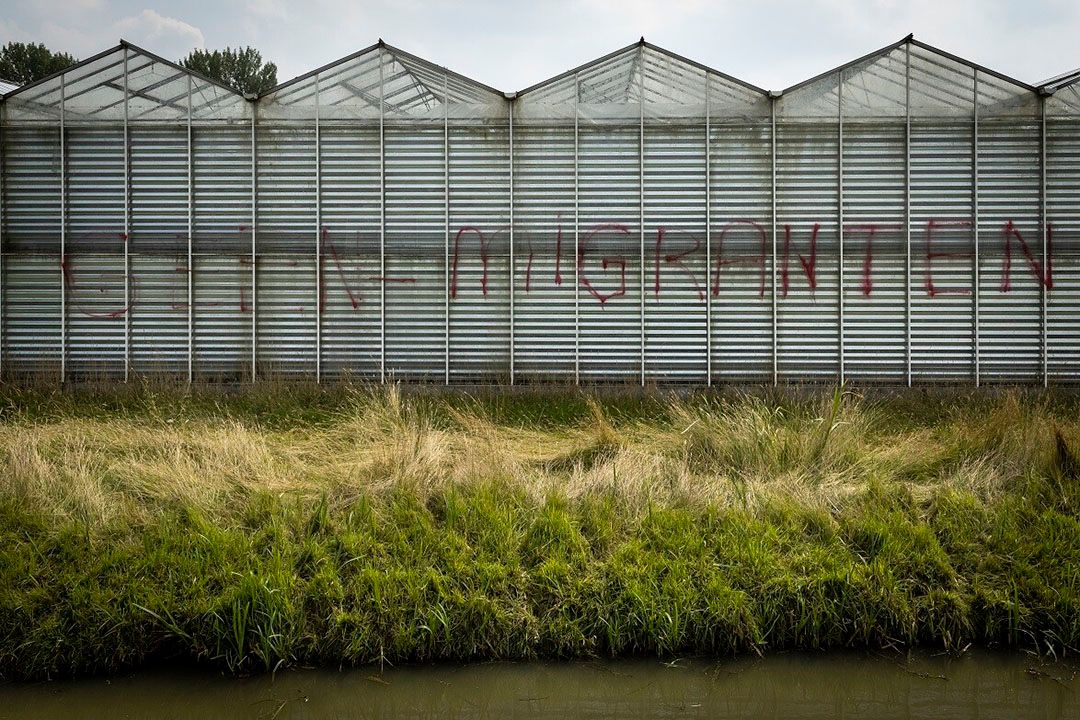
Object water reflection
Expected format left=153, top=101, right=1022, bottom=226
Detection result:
left=1, top=651, right=1076, bottom=719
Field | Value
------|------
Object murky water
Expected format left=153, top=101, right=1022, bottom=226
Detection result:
left=1, top=651, right=1077, bottom=719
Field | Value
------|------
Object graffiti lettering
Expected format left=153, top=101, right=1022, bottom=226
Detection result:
left=924, top=219, right=973, bottom=297
left=780, top=223, right=820, bottom=297
left=711, top=220, right=768, bottom=299
left=578, top=223, right=629, bottom=305
left=57, top=218, right=1060, bottom=320
left=1001, top=221, right=1052, bottom=291
left=654, top=228, right=704, bottom=301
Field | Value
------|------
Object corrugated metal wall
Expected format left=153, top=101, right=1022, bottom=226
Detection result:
left=1, top=39, right=1078, bottom=385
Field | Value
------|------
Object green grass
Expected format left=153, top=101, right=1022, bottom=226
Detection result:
left=0, top=381, right=1078, bottom=679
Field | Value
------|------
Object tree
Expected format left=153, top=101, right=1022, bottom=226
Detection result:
left=180, top=47, right=277, bottom=97
left=0, top=42, right=77, bottom=86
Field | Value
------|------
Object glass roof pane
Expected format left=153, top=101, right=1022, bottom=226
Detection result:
left=840, top=47, right=906, bottom=119
left=908, top=43, right=974, bottom=117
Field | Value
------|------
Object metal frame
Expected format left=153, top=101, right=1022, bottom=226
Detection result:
left=973, top=69, right=980, bottom=387
left=904, top=42, right=912, bottom=387
left=1040, top=93, right=1048, bottom=387
left=770, top=93, right=778, bottom=386
left=508, top=95, right=515, bottom=385
left=0, top=101, right=4, bottom=377
left=638, top=45, right=646, bottom=387
left=122, top=47, right=131, bottom=382
left=186, top=74, right=194, bottom=383
left=250, top=101, right=258, bottom=382
left=379, top=48, right=386, bottom=383
left=314, top=72, right=322, bottom=382
left=574, top=72, right=580, bottom=386
left=444, top=70, right=450, bottom=385
left=0, top=100, right=4, bottom=377
left=837, top=69, right=845, bottom=385
left=60, top=72, right=67, bottom=382
left=704, top=74, right=711, bottom=386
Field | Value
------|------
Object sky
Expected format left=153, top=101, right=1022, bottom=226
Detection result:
left=1, top=0, right=1078, bottom=92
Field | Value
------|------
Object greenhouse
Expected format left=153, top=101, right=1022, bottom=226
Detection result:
left=0, top=35, right=1076, bottom=384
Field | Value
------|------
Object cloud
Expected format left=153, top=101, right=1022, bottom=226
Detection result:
left=247, top=0, right=288, bottom=21
left=114, top=9, right=205, bottom=56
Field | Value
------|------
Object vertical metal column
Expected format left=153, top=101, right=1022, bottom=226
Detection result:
left=638, top=47, right=646, bottom=387
left=186, top=75, right=193, bottom=383
left=0, top=101, right=4, bottom=377
left=704, top=74, right=711, bottom=386
left=904, top=43, right=912, bottom=387
left=60, top=73, right=67, bottom=382
left=972, top=70, right=980, bottom=387
left=443, top=71, right=450, bottom=385
left=250, top=103, right=258, bottom=382
left=508, top=96, right=515, bottom=385
left=770, top=93, right=778, bottom=386
left=837, top=70, right=845, bottom=385
left=574, top=73, right=580, bottom=386
left=378, top=49, right=386, bottom=382
left=1040, top=94, right=1048, bottom=387
left=123, top=47, right=131, bottom=382
left=314, top=74, right=322, bottom=382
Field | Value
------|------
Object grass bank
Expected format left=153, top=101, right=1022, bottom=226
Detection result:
left=1, top=382, right=1079, bottom=679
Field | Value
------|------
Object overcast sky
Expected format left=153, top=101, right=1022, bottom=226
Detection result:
left=2, top=0, right=1078, bottom=91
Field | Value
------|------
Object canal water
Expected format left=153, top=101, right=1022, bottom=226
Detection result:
left=0, top=650, right=1076, bottom=719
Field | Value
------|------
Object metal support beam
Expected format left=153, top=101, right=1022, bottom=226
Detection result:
left=639, top=47, right=646, bottom=388
left=574, top=73, right=580, bottom=386
left=60, top=72, right=67, bottom=383
left=0, top=101, right=4, bottom=378
left=904, top=43, right=912, bottom=387
left=186, top=74, right=193, bottom=383
left=973, top=69, right=980, bottom=387
left=251, top=100, right=257, bottom=382
left=379, top=49, right=386, bottom=383
left=704, top=74, right=711, bottom=386
left=770, top=94, right=778, bottom=386
left=508, top=97, right=515, bottom=385
left=314, top=74, right=322, bottom=383
left=1040, top=94, right=1048, bottom=387
left=837, top=69, right=845, bottom=386
left=444, top=71, right=450, bottom=385
left=123, top=47, right=131, bottom=382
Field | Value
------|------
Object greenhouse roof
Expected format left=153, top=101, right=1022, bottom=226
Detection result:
left=1, top=40, right=249, bottom=121
left=1, top=34, right=1075, bottom=121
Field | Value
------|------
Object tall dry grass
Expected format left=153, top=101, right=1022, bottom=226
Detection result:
left=2, top=383, right=1076, bottom=526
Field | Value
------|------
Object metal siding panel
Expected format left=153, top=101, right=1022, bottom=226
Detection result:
left=578, top=125, right=640, bottom=381
left=192, top=125, right=253, bottom=378
left=512, top=126, right=576, bottom=379
left=384, top=125, right=444, bottom=379
left=1047, top=118, right=1080, bottom=382
left=131, top=124, right=187, bottom=373
left=257, top=124, right=316, bottom=377
left=65, top=126, right=125, bottom=378
left=910, top=120, right=975, bottom=380
left=776, top=121, right=840, bottom=380
left=4, top=254, right=61, bottom=375
left=710, top=121, right=773, bottom=381
left=644, top=123, right=706, bottom=381
left=2, top=127, right=62, bottom=374
left=319, top=124, right=381, bottom=379
left=843, top=121, right=906, bottom=381
left=448, top=125, right=510, bottom=380
left=978, top=119, right=1042, bottom=382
